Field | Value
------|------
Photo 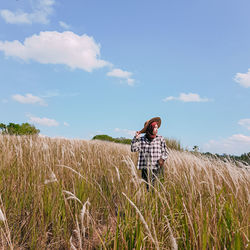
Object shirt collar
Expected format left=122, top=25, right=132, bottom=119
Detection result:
left=143, top=134, right=159, bottom=142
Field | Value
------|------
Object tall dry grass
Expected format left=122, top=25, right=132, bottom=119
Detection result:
left=0, top=135, right=249, bottom=249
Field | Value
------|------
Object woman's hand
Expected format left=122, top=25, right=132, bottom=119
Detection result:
left=135, top=131, right=141, bottom=139
left=158, top=158, right=165, bottom=167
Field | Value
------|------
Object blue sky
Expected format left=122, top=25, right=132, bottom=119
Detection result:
left=0, top=0, right=250, bottom=155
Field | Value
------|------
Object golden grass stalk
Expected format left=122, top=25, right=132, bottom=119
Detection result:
left=0, top=135, right=249, bottom=248
left=122, top=192, right=159, bottom=250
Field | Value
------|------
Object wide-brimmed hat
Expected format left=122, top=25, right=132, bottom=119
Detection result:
left=139, top=117, right=161, bottom=134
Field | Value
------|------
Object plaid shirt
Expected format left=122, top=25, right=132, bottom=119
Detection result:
left=131, top=135, right=169, bottom=169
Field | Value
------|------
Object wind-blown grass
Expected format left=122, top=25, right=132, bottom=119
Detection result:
left=0, top=135, right=249, bottom=249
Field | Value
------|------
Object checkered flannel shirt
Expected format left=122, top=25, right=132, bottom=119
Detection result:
left=131, top=135, right=169, bottom=170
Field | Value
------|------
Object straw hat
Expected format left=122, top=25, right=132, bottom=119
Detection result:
left=139, top=117, right=161, bottom=134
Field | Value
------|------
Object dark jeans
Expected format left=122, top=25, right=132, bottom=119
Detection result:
left=141, top=167, right=164, bottom=190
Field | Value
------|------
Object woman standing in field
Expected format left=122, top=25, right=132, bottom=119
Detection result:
left=131, top=117, right=169, bottom=190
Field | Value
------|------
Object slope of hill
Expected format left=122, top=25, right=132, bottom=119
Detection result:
left=0, top=135, right=249, bottom=249
left=93, top=134, right=250, bottom=165
left=92, top=134, right=183, bottom=151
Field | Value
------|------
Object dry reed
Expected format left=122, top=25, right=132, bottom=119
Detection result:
left=0, top=135, right=249, bottom=249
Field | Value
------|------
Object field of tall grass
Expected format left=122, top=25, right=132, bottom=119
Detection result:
left=0, top=135, right=249, bottom=249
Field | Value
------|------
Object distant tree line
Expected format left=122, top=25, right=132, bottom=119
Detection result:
left=92, top=134, right=183, bottom=151
left=202, top=152, right=250, bottom=166
left=93, top=134, right=250, bottom=165
left=92, top=135, right=131, bottom=144
left=0, top=123, right=40, bottom=135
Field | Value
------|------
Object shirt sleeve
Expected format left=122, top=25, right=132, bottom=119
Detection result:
left=161, top=137, right=169, bottom=160
left=131, top=136, right=141, bottom=152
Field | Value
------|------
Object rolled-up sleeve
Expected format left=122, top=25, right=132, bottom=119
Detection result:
left=161, top=138, right=169, bottom=160
left=131, top=137, right=140, bottom=152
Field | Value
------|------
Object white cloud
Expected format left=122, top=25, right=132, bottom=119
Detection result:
left=203, top=134, right=250, bottom=155
left=63, top=122, right=70, bottom=127
left=0, top=31, right=110, bottom=72
left=234, top=68, right=250, bottom=88
left=0, top=0, right=55, bottom=25
left=0, top=10, right=31, bottom=24
left=28, top=115, right=59, bottom=127
left=107, top=68, right=132, bottom=78
left=59, top=21, right=70, bottom=29
left=107, top=68, right=135, bottom=86
left=229, top=134, right=250, bottom=143
left=163, top=96, right=175, bottom=101
left=12, top=93, right=47, bottom=106
left=238, top=119, right=250, bottom=130
left=163, top=93, right=211, bottom=102
left=127, top=78, right=135, bottom=86
left=115, top=128, right=135, bottom=137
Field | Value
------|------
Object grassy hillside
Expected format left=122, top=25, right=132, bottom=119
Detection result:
left=0, top=135, right=249, bottom=249
left=92, top=134, right=183, bottom=151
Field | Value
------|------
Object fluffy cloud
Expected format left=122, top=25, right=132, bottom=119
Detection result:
left=0, top=10, right=31, bottom=24
left=63, top=122, right=70, bottom=127
left=0, top=31, right=110, bottom=72
left=12, top=93, right=47, bottom=106
left=107, top=68, right=135, bottom=86
left=203, top=134, right=250, bottom=155
left=238, top=119, right=250, bottom=130
left=163, top=93, right=211, bottom=102
left=234, top=68, right=250, bottom=88
left=0, top=0, right=55, bottom=24
left=114, top=128, right=135, bottom=137
left=59, top=21, right=70, bottom=29
left=28, top=115, right=59, bottom=127
left=107, top=68, right=132, bottom=78
left=0, top=30, right=136, bottom=84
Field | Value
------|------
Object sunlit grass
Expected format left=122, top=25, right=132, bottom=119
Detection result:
left=0, top=135, right=249, bottom=249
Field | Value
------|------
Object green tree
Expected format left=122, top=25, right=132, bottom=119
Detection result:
left=0, top=123, right=7, bottom=134
left=19, top=123, right=40, bottom=135
left=92, top=134, right=114, bottom=142
left=0, top=122, right=40, bottom=135
left=7, top=123, right=21, bottom=135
